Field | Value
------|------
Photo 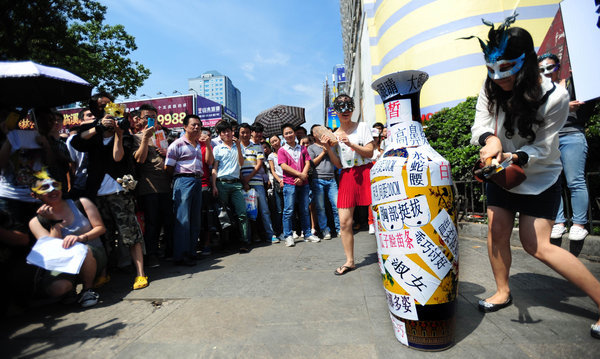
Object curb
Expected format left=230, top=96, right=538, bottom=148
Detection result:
left=458, top=222, right=600, bottom=262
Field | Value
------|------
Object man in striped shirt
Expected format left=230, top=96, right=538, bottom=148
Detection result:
left=239, top=123, right=276, bottom=243
left=165, top=115, right=213, bottom=266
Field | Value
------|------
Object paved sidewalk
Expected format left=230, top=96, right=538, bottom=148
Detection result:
left=2, top=231, right=600, bottom=358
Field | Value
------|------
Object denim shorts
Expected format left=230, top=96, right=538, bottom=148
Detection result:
left=486, top=178, right=561, bottom=219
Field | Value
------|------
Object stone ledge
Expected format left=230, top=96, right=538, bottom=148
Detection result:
left=458, top=222, right=600, bottom=262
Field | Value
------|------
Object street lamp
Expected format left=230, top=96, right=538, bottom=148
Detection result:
left=188, top=88, right=198, bottom=95
left=172, top=90, right=183, bottom=95
left=139, top=94, right=151, bottom=99
left=156, top=91, right=166, bottom=97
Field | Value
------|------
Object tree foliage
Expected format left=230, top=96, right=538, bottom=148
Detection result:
left=0, top=0, right=150, bottom=97
left=425, top=97, right=480, bottom=181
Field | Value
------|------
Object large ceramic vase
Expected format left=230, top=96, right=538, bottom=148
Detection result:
left=370, top=71, right=458, bottom=351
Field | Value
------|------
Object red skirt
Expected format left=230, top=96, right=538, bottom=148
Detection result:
left=338, top=162, right=373, bottom=208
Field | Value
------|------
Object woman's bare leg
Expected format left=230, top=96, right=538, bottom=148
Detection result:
left=485, top=205, right=516, bottom=304
left=337, top=207, right=356, bottom=270
left=519, top=214, right=600, bottom=325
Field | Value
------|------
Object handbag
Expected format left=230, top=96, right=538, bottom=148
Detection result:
left=473, top=110, right=527, bottom=190
left=473, top=158, right=526, bottom=190
left=216, top=200, right=233, bottom=230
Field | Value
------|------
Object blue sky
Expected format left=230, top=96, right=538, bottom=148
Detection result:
left=103, top=0, right=344, bottom=129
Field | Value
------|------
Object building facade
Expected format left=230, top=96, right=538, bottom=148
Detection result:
left=188, top=70, right=242, bottom=121
left=339, top=0, right=562, bottom=125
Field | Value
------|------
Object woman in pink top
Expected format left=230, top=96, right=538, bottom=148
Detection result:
left=277, top=123, right=321, bottom=247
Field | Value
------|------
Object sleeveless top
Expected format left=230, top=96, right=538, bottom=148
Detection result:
left=60, top=200, right=102, bottom=249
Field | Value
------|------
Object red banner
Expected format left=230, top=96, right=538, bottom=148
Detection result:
left=537, top=7, right=571, bottom=81
left=58, top=95, right=194, bottom=130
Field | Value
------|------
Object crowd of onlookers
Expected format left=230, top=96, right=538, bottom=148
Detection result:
left=0, top=92, right=387, bottom=314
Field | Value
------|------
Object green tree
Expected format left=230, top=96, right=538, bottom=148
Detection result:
left=424, top=96, right=480, bottom=181
left=0, top=0, right=150, bottom=98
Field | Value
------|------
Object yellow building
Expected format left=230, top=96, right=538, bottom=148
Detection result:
left=339, top=0, right=561, bottom=125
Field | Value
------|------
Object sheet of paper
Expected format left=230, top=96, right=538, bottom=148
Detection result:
left=406, top=148, right=429, bottom=187
left=387, top=121, right=428, bottom=148
left=429, top=159, right=453, bottom=187
left=431, top=209, right=459, bottom=259
left=385, top=99, right=412, bottom=127
left=378, top=195, right=430, bottom=230
left=385, top=288, right=419, bottom=321
left=389, top=313, right=409, bottom=346
left=410, top=228, right=452, bottom=280
left=370, top=157, right=405, bottom=179
left=8, top=130, right=42, bottom=150
left=377, top=250, right=386, bottom=274
left=375, top=229, right=417, bottom=256
left=371, top=177, right=407, bottom=206
left=153, top=129, right=169, bottom=149
left=384, top=254, right=441, bottom=305
left=26, top=236, right=88, bottom=275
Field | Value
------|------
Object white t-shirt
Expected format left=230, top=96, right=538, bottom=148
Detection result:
left=268, top=152, right=283, bottom=178
left=335, top=122, right=374, bottom=169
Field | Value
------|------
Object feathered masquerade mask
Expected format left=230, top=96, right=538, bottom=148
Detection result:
left=462, top=14, right=524, bottom=80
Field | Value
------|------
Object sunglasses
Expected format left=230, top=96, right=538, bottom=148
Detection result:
left=334, top=100, right=355, bottom=113
left=32, top=179, right=62, bottom=195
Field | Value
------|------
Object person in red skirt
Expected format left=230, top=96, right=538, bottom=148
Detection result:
left=321, top=94, right=374, bottom=275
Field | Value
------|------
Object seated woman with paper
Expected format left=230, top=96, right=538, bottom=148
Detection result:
left=28, top=170, right=107, bottom=308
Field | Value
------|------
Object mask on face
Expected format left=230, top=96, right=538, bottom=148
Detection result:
left=334, top=99, right=355, bottom=113
left=486, top=53, right=525, bottom=80
left=538, top=62, right=559, bottom=76
left=32, top=178, right=62, bottom=195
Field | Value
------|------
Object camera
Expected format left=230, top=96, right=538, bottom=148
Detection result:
left=115, top=117, right=130, bottom=131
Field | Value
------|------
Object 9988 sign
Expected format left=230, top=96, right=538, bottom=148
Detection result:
left=157, top=112, right=187, bottom=127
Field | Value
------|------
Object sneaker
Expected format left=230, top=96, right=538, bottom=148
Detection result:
left=285, top=236, right=295, bottom=247
left=550, top=224, right=567, bottom=239
left=78, top=289, right=99, bottom=308
left=292, top=231, right=299, bottom=239
left=369, top=224, right=375, bottom=234
left=323, top=232, right=332, bottom=240
left=305, top=235, right=321, bottom=243
left=568, top=226, right=589, bottom=241
left=200, top=246, right=212, bottom=256
left=133, top=276, right=149, bottom=290
left=271, top=235, right=280, bottom=244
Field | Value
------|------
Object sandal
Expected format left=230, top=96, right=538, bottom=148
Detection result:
left=334, top=265, right=356, bottom=276
left=133, top=276, right=148, bottom=290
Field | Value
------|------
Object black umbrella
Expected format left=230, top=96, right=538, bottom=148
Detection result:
left=0, top=60, right=92, bottom=108
left=254, top=104, right=305, bottom=137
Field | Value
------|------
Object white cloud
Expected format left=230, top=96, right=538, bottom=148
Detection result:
left=255, top=52, right=290, bottom=66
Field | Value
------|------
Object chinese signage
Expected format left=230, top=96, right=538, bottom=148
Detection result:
left=197, top=96, right=222, bottom=127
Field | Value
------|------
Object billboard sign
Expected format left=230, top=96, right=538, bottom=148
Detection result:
left=223, top=106, right=238, bottom=121
left=196, top=96, right=222, bottom=127
left=58, top=94, right=194, bottom=129
left=327, top=107, right=339, bottom=129
left=336, top=66, right=346, bottom=83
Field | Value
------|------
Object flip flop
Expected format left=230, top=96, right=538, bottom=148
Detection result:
left=334, top=265, right=356, bottom=276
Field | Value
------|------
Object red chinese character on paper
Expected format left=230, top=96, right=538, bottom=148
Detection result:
left=386, top=100, right=401, bottom=119
left=439, top=162, right=450, bottom=180
left=395, top=232, right=404, bottom=248
left=405, top=230, right=414, bottom=249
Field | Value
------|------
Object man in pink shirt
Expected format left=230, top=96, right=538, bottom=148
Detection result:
left=277, top=123, right=320, bottom=247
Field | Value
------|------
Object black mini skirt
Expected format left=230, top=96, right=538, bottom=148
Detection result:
left=486, top=177, right=561, bottom=220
